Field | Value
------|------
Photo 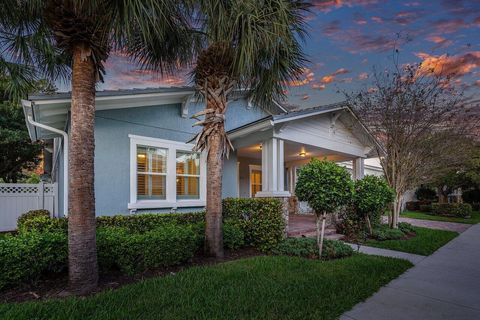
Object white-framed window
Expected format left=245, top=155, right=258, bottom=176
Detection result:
left=249, top=164, right=262, bottom=198
left=128, top=134, right=206, bottom=209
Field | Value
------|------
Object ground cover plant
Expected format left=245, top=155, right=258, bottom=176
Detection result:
left=0, top=255, right=412, bottom=320
left=401, top=210, right=480, bottom=224
left=365, top=226, right=458, bottom=255
left=271, top=238, right=354, bottom=260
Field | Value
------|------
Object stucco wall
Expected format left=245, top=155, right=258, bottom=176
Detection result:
left=57, top=97, right=269, bottom=216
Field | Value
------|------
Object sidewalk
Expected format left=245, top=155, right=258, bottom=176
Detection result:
left=346, top=243, right=425, bottom=264
left=341, top=223, right=480, bottom=320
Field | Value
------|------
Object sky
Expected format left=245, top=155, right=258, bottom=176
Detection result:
left=91, top=0, right=480, bottom=109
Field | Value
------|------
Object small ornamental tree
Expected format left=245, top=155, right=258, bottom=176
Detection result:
left=353, top=175, right=394, bottom=235
left=295, top=159, right=353, bottom=259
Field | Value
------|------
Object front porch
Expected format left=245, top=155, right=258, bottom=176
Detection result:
left=228, top=103, right=379, bottom=235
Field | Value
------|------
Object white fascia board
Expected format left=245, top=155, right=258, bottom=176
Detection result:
left=273, top=106, right=345, bottom=124
left=228, top=119, right=274, bottom=140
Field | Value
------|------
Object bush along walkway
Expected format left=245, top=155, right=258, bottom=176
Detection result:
left=341, top=223, right=480, bottom=320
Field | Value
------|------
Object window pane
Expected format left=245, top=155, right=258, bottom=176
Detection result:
left=137, top=146, right=167, bottom=173
left=176, top=151, right=200, bottom=175
left=250, top=170, right=262, bottom=197
left=137, top=174, right=166, bottom=200
left=176, top=176, right=200, bottom=199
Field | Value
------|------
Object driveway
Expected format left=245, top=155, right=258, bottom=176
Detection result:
left=341, top=223, right=480, bottom=320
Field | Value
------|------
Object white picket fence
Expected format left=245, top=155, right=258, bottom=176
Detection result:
left=0, top=183, right=58, bottom=232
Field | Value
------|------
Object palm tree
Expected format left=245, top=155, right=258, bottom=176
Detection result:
left=191, top=0, right=311, bottom=257
left=1, top=0, right=196, bottom=294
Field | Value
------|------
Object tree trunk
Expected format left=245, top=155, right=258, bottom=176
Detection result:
left=391, top=193, right=403, bottom=229
left=68, top=45, right=98, bottom=294
left=316, top=211, right=327, bottom=259
left=205, top=133, right=224, bottom=257
left=365, top=215, right=373, bottom=235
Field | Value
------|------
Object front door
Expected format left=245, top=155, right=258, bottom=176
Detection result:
left=249, top=165, right=262, bottom=197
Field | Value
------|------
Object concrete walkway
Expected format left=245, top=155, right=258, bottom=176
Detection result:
left=382, top=216, right=471, bottom=233
left=346, top=243, right=426, bottom=265
left=341, top=223, right=480, bottom=320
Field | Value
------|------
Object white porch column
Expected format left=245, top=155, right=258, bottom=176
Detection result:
left=352, top=157, right=365, bottom=180
left=255, top=137, right=290, bottom=238
left=256, top=138, right=290, bottom=198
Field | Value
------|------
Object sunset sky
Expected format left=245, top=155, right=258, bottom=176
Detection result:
left=94, top=0, right=480, bottom=108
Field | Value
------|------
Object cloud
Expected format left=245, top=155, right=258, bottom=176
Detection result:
left=353, top=13, right=368, bottom=25
left=313, top=68, right=351, bottom=88
left=358, top=72, right=369, bottom=80
left=371, top=16, right=383, bottom=23
left=394, top=10, right=421, bottom=25
left=322, top=20, right=341, bottom=36
left=416, top=51, right=480, bottom=77
left=301, top=94, right=310, bottom=100
left=344, top=31, right=397, bottom=53
left=312, top=0, right=379, bottom=13
left=103, top=53, right=189, bottom=89
left=431, top=19, right=470, bottom=34
left=426, top=35, right=453, bottom=48
left=312, top=83, right=326, bottom=90
left=286, top=68, right=315, bottom=87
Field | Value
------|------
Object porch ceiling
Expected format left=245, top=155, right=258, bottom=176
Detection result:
left=237, top=141, right=355, bottom=163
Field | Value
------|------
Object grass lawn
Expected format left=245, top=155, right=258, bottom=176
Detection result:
left=401, top=210, right=480, bottom=224
left=365, top=226, right=458, bottom=256
left=0, top=255, right=411, bottom=320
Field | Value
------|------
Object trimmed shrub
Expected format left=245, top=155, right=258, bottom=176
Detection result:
left=18, top=215, right=67, bottom=235
left=223, top=222, right=245, bottom=250
left=0, top=232, right=67, bottom=289
left=271, top=238, right=353, bottom=260
left=415, top=186, right=437, bottom=201
left=372, top=225, right=405, bottom=241
left=17, top=210, right=50, bottom=231
left=97, top=224, right=199, bottom=275
left=406, top=200, right=432, bottom=211
left=353, top=175, right=394, bottom=229
left=223, top=198, right=285, bottom=251
left=96, top=212, right=205, bottom=233
left=431, top=203, right=472, bottom=218
left=419, top=204, right=432, bottom=212
left=398, top=222, right=415, bottom=234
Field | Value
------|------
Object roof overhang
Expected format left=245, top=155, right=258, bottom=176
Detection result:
left=22, top=88, right=196, bottom=141
left=227, top=103, right=384, bottom=158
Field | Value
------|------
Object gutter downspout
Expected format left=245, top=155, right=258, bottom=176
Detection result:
left=27, top=116, right=69, bottom=217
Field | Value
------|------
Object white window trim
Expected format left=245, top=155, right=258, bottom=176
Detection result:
left=128, top=134, right=206, bottom=209
left=249, top=164, right=262, bottom=198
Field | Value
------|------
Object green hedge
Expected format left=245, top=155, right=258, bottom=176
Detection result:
left=271, top=238, right=353, bottom=260
left=18, top=211, right=205, bottom=234
left=97, top=224, right=199, bottom=275
left=223, top=198, right=285, bottom=251
left=431, top=203, right=472, bottom=218
left=0, top=232, right=68, bottom=289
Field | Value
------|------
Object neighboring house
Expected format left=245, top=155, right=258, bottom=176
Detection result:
left=22, top=87, right=381, bottom=217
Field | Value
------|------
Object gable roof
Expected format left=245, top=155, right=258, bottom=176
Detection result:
left=228, top=102, right=383, bottom=156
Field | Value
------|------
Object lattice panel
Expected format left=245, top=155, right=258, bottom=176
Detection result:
left=0, top=185, right=39, bottom=194
left=44, top=186, right=55, bottom=194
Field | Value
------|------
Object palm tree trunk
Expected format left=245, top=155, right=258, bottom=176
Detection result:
left=68, top=45, right=98, bottom=294
left=205, top=132, right=224, bottom=257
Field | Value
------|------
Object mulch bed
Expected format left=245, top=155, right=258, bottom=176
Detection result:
left=0, top=247, right=262, bottom=304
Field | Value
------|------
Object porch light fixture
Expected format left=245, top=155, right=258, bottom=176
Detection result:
left=299, top=151, right=306, bottom=157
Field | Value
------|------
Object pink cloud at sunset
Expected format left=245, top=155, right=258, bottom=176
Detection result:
left=313, top=0, right=379, bottom=12
left=358, top=72, right=369, bottom=80
left=416, top=52, right=480, bottom=78
left=286, top=68, right=315, bottom=87
left=426, top=36, right=453, bottom=48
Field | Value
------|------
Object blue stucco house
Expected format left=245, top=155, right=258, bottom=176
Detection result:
left=22, top=87, right=381, bottom=217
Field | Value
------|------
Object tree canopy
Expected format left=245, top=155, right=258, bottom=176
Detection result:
left=295, top=159, right=353, bottom=214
